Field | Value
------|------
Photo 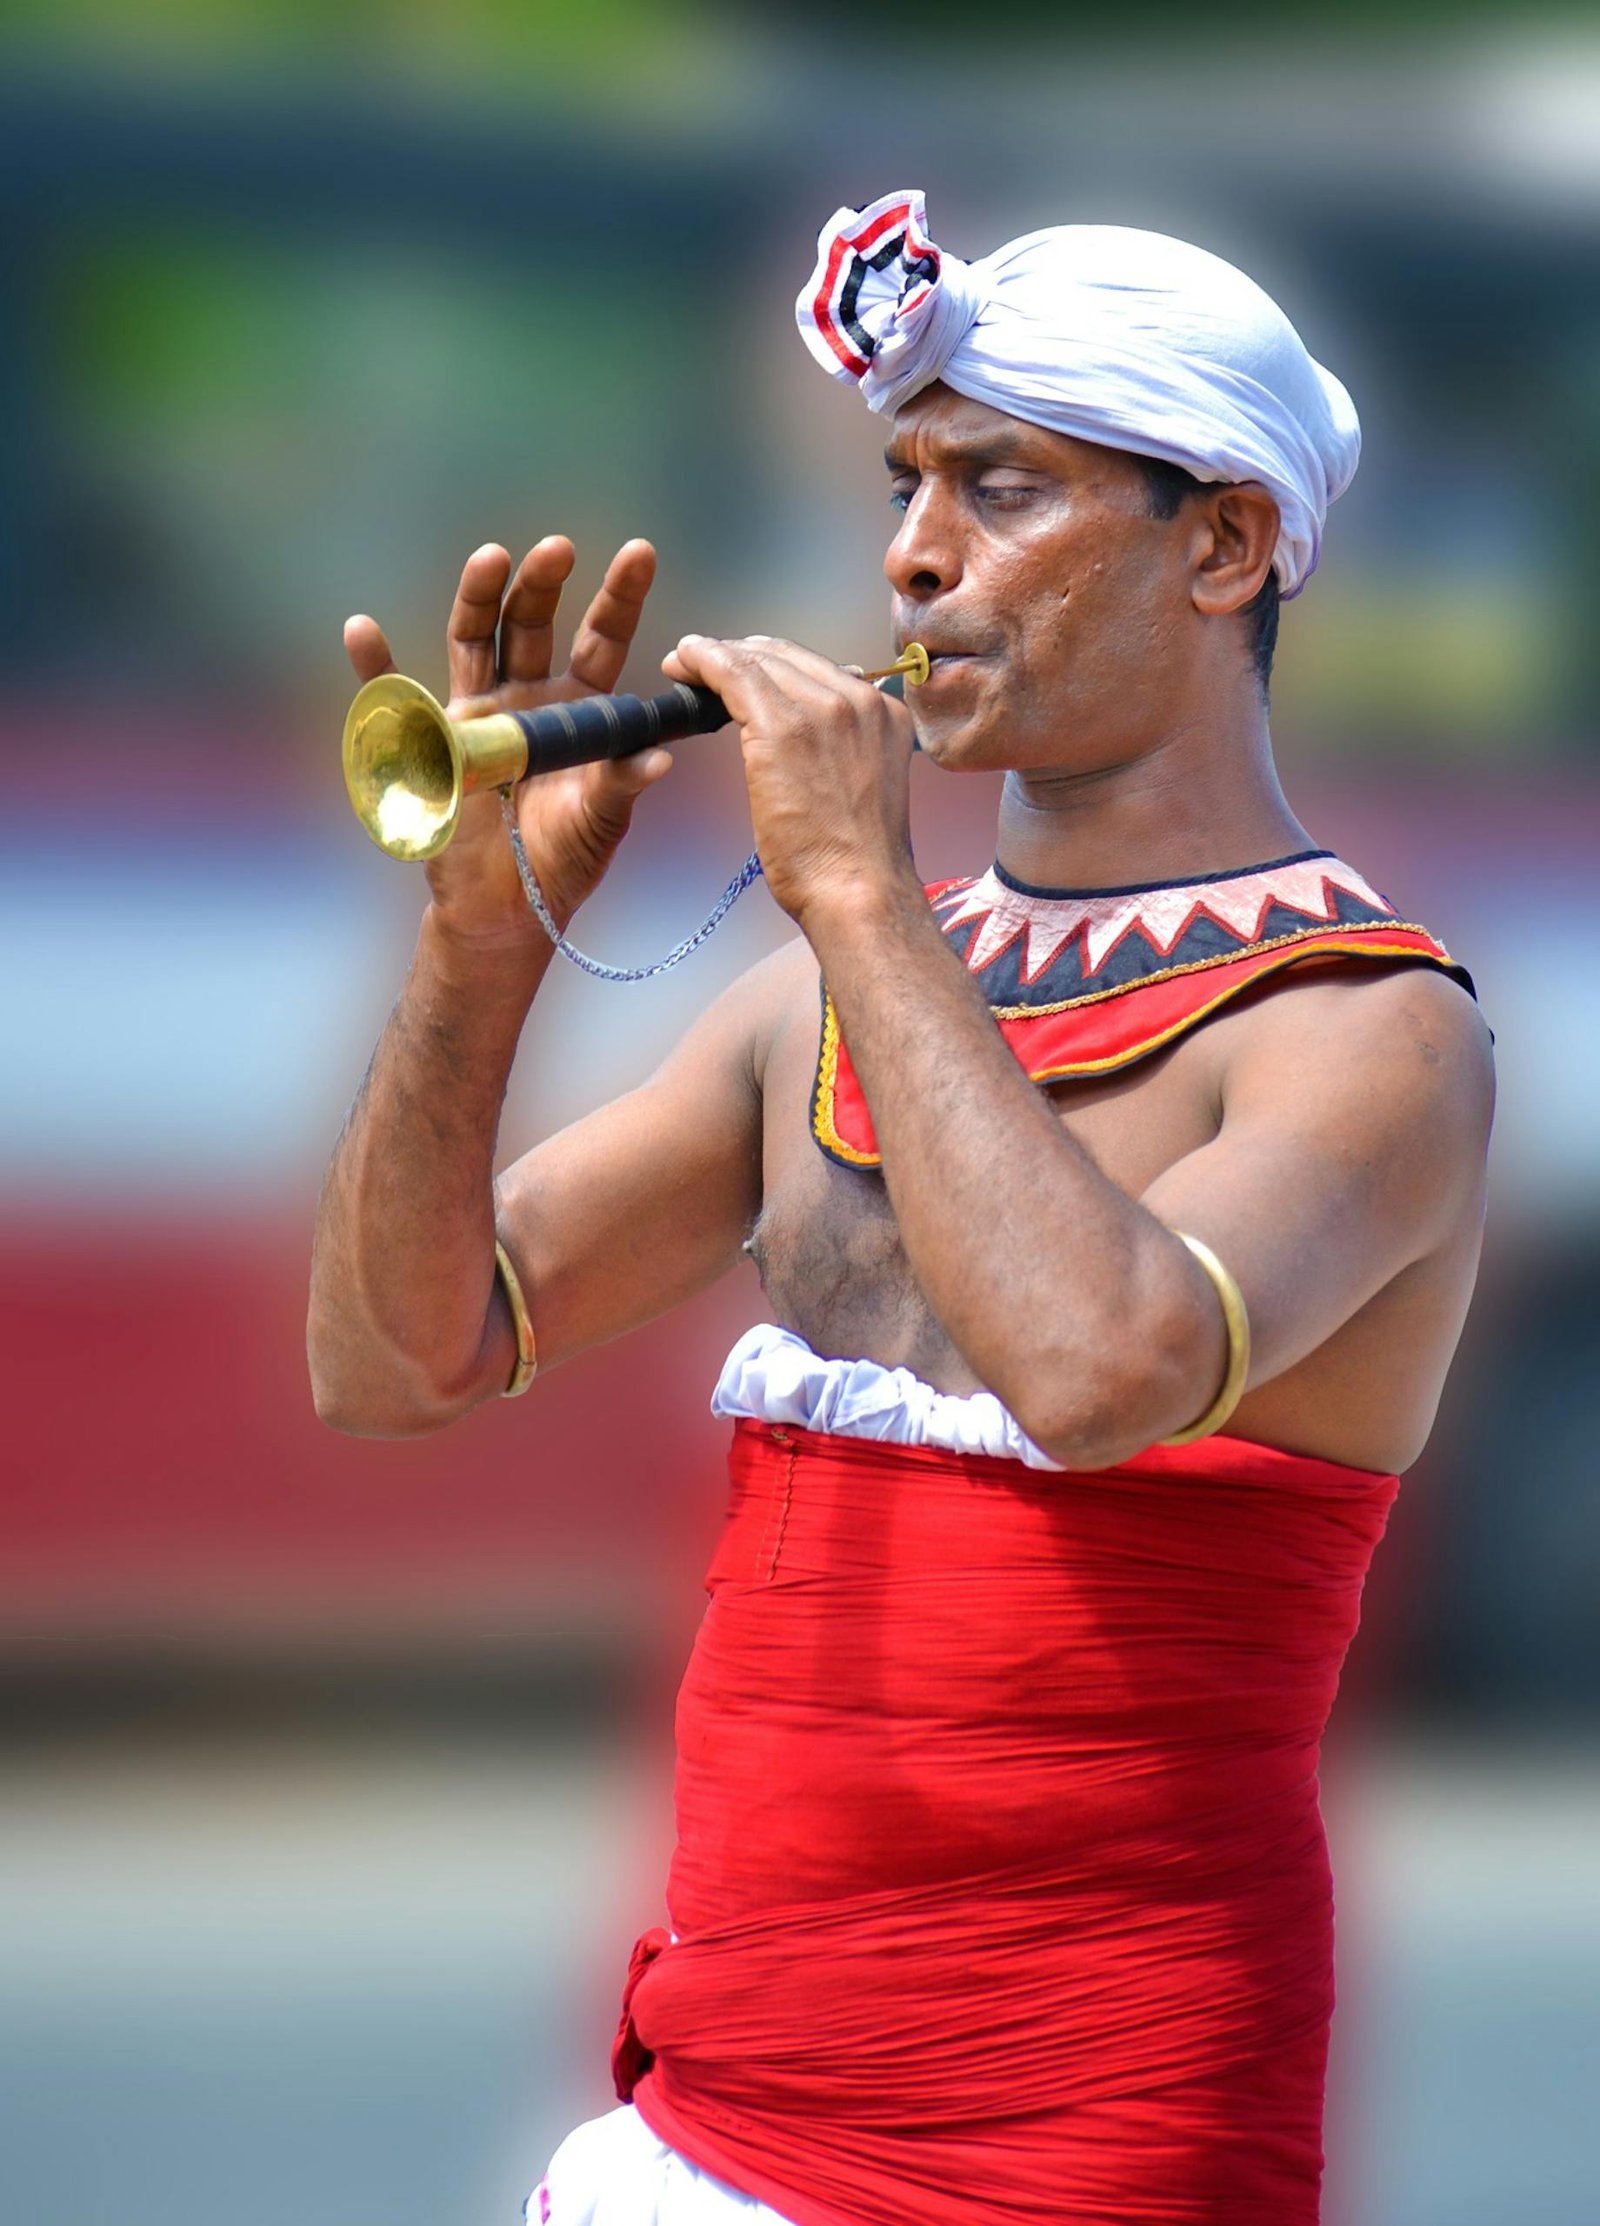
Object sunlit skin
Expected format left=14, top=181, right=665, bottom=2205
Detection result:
left=884, top=388, right=1265, bottom=770
left=310, top=380, right=1493, bottom=1479
left=877, top=386, right=1311, bottom=893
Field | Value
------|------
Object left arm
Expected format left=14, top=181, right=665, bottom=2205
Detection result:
left=665, top=634, right=1492, bottom=1468
left=814, top=888, right=1490, bottom=1465
left=810, top=875, right=1231, bottom=1463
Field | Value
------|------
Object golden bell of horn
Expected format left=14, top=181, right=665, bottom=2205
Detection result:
left=342, top=675, right=528, bottom=863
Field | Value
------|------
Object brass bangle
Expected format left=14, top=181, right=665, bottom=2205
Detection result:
left=1159, top=1231, right=1251, bottom=1447
left=493, top=1240, right=537, bottom=1398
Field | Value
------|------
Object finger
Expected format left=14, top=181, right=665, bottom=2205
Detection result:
left=499, top=536, right=577, bottom=685
left=589, top=745, right=675, bottom=803
left=740, top=634, right=875, bottom=693
left=670, top=634, right=833, bottom=716
left=674, top=632, right=855, bottom=691
left=671, top=636, right=912, bottom=765
left=567, top=539, right=658, bottom=695
left=662, top=640, right=790, bottom=692
left=573, top=746, right=675, bottom=841
left=344, top=614, right=398, bottom=684
left=446, top=544, right=513, bottom=702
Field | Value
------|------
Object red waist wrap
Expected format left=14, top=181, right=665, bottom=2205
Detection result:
left=616, top=1419, right=1399, bottom=2226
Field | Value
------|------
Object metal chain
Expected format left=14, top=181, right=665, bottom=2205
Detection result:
left=500, top=790, right=764, bottom=983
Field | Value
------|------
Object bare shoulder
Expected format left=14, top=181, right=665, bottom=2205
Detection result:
left=648, top=932, right=813, bottom=1090
left=744, top=932, right=823, bottom=1080
left=1221, top=960, right=1495, bottom=1168
left=1229, top=959, right=1492, bottom=1079
left=751, top=929, right=823, bottom=1000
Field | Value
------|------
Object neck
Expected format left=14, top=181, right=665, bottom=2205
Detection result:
left=995, top=701, right=1311, bottom=893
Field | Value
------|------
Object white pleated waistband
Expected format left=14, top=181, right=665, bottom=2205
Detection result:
left=709, top=1321, right=1060, bottom=1471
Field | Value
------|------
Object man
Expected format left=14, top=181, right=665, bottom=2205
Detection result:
left=309, top=193, right=1493, bottom=2225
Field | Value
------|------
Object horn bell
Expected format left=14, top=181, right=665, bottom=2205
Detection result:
left=342, top=674, right=528, bottom=862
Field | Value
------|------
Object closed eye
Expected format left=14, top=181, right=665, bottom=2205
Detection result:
left=887, top=472, right=1045, bottom=516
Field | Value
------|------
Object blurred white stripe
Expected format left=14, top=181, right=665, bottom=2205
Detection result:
left=1, top=850, right=401, bottom=1196
left=0, top=839, right=788, bottom=1199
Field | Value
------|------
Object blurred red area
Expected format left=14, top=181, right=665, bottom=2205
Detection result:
left=5, top=1214, right=752, bottom=1638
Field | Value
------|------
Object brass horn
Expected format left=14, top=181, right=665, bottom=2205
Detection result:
left=342, top=645, right=931, bottom=862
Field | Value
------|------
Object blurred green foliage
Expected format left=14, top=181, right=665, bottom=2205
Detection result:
left=0, top=0, right=715, bottom=87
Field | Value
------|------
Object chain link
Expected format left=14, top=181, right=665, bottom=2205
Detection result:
left=499, top=790, right=764, bottom=983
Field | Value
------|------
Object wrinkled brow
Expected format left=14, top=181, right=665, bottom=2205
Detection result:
left=882, top=427, right=1042, bottom=472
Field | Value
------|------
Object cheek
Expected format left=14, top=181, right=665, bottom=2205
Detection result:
left=1006, top=514, right=1123, bottom=626
left=1007, top=558, right=1107, bottom=686
left=1048, top=543, right=1174, bottom=663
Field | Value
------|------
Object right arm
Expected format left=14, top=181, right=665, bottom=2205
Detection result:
left=307, top=535, right=769, bottom=1436
left=307, top=914, right=776, bottom=1436
left=308, top=913, right=549, bottom=1437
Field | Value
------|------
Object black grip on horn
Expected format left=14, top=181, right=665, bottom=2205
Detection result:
left=509, top=684, right=729, bottom=776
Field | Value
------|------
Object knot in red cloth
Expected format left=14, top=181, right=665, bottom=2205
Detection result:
left=611, top=1926, right=671, bottom=2101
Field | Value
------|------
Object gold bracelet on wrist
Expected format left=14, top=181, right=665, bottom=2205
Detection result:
left=493, top=1239, right=537, bottom=1398
left=1158, top=1231, right=1251, bottom=1446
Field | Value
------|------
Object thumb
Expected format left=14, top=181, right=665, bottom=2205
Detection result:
left=582, top=746, right=674, bottom=835
left=602, top=746, right=675, bottom=801
left=618, top=746, right=675, bottom=791
left=344, top=613, right=398, bottom=683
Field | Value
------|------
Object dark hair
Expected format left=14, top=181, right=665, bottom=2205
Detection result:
left=1132, top=454, right=1280, bottom=693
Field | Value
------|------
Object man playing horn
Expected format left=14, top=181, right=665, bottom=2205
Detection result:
left=309, top=192, right=1493, bottom=2226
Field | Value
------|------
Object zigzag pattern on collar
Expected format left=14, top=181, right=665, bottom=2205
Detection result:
left=810, top=849, right=1472, bottom=1170
left=931, top=851, right=1397, bottom=1010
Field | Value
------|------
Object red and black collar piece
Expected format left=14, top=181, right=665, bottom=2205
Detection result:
left=812, top=849, right=1473, bottom=1170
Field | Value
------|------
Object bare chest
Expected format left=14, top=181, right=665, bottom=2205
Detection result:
left=748, top=973, right=1222, bottom=1391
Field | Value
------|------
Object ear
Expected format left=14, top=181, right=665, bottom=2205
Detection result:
left=1189, top=484, right=1279, bottom=618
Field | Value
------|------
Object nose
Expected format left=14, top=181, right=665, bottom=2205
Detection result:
left=884, top=482, right=963, bottom=603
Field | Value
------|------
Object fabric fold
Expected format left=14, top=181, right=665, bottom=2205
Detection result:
left=615, top=1419, right=1399, bottom=2226
left=796, top=188, right=1361, bottom=595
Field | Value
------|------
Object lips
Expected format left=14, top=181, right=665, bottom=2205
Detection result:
left=916, top=648, right=989, bottom=683
left=897, top=637, right=995, bottom=668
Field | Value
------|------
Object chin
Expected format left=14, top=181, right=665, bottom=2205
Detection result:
left=921, top=703, right=1005, bottom=774
left=913, top=711, right=1016, bottom=773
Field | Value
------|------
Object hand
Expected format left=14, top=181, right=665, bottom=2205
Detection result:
left=661, top=634, right=918, bottom=927
left=344, top=537, right=672, bottom=958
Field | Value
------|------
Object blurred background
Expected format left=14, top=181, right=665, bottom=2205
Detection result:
left=2, top=6, right=1597, bottom=2223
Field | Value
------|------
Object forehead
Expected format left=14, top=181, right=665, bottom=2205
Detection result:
left=883, top=383, right=1117, bottom=477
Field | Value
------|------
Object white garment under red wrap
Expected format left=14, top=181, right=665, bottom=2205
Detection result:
left=529, top=2106, right=794, bottom=2226
left=710, top=1321, right=1060, bottom=1467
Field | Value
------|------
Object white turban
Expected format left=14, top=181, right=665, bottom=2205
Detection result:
left=796, top=189, right=1360, bottom=598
